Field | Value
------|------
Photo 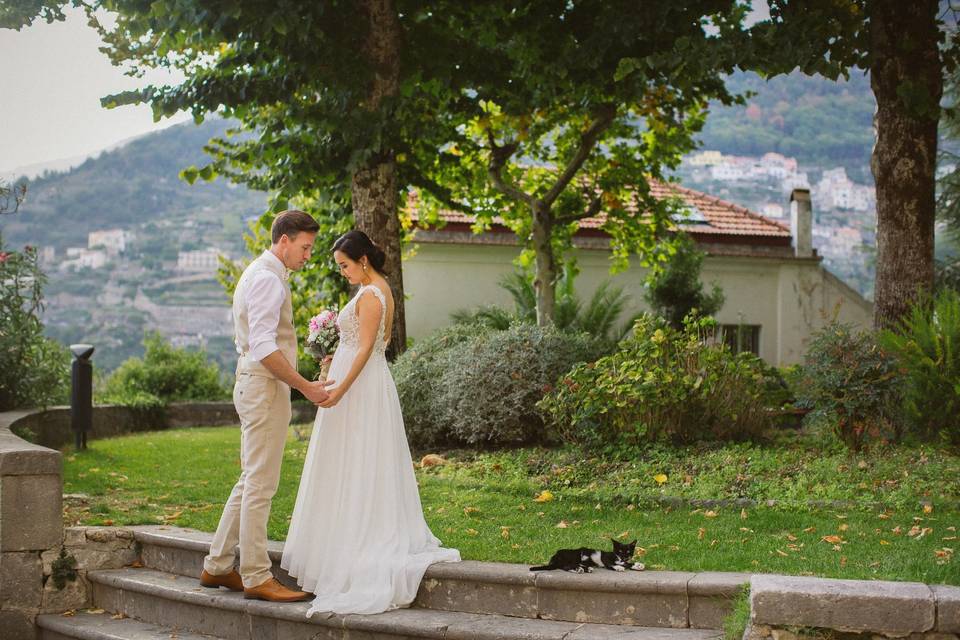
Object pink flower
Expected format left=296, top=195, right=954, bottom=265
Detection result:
left=0, top=252, right=8, bottom=263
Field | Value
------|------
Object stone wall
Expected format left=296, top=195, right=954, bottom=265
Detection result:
left=745, top=574, right=960, bottom=640
left=11, top=401, right=318, bottom=450
left=0, top=411, right=64, bottom=639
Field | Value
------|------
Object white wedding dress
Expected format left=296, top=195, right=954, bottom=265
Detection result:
left=280, top=284, right=460, bottom=616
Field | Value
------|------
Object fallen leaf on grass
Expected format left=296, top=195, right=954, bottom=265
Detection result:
left=463, top=506, right=480, bottom=515
left=698, top=527, right=706, bottom=540
left=465, top=528, right=478, bottom=536
left=616, top=531, right=631, bottom=539
left=838, top=524, right=849, bottom=532
left=500, top=527, right=510, bottom=540
left=555, top=520, right=569, bottom=528
left=923, top=504, right=934, bottom=514
left=821, top=535, right=844, bottom=544
left=534, top=491, right=554, bottom=503
left=653, top=473, right=668, bottom=485
left=803, top=526, right=816, bottom=533
left=775, top=549, right=788, bottom=557
left=704, top=510, right=718, bottom=518
left=740, top=508, right=748, bottom=520
left=879, top=540, right=890, bottom=545
left=934, top=548, right=954, bottom=563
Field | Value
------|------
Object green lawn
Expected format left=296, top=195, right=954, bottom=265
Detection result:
left=61, top=426, right=959, bottom=585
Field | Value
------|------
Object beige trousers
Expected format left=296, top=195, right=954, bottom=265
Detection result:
left=203, top=370, right=292, bottom=588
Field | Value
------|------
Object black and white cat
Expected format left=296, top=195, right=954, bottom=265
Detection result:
left=529, top=539, right=645, bottom=573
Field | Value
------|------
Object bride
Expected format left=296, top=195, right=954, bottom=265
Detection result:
left=280, top=229, right=460, bottom=616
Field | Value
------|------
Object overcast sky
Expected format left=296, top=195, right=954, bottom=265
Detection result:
left=0, top=6, right=189, bottom=176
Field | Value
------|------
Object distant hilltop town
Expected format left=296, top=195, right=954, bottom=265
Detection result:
left=45, top=229, right=228, bottom=276
left=678, top=150, right=877, bottom=299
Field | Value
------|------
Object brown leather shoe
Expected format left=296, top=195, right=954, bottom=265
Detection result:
left=243, top=577, right=311, bottom=602
left=199, top=569, right=244, bottom=592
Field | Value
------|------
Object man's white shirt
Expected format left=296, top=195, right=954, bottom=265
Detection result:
left=242, top=250, right=288, bottom=361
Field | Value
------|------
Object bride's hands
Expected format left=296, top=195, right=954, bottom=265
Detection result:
left=318, top=385, right=345, bottom=408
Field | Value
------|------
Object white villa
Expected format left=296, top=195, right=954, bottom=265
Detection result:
left=402, top=182, right=872, bottom=366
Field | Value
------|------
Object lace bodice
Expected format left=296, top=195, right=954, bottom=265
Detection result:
left=337, top=284, right=388, bottom=355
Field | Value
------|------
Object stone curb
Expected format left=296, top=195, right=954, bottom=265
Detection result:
left=750, top=574, right=960, bottom=637
left=37, top=609, right=219, bottom=640
left=87, top=567, right=725, bottom=640
left=129, top=525, right=747, bottom=629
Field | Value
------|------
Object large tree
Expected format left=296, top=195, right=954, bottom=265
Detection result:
left=747, top=0, right=954, bottom=329
left=414, top=1, right=750, bottom=326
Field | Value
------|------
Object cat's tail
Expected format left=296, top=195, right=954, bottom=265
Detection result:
left=529, top=564, right=553, bottom=571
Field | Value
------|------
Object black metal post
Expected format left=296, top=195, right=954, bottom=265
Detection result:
left=70, top=344, right=94, bottom=451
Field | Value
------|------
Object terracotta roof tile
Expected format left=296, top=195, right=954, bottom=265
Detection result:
left=409, top=180, right=791, bottom=240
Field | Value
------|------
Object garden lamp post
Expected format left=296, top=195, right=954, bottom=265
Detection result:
left=70, top=344, right=94, bottom=451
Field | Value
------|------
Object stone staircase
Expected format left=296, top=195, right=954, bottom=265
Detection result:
left=36, top=526, right=748, bottom=640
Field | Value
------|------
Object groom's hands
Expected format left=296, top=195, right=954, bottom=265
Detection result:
left=300, top=379, right=334, bottom=404
left=258, top=350, right=334, bottom=405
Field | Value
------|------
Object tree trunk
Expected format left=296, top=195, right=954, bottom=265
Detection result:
left=869, top=0, right=942, bottom=330
left=353, top=0, right=406, bottom=358
left=531, top=203, right=557, bottom=326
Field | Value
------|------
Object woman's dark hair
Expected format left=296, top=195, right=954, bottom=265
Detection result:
left=332, top=230, right=388, bottom=274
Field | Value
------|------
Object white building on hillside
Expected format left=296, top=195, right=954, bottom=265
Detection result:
left=177, top=248, right=224, bottom=272
left=88, top=229, right=131, bottom=255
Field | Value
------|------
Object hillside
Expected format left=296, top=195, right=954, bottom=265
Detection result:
left=698, top=70, right=875, bottom=182
left=0, top=118, right=267, bottom=253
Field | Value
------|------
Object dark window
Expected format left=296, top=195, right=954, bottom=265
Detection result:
left=720, top=324, right=761, bottom=355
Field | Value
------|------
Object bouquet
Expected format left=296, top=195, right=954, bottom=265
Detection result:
left=305, top=309, right=339, bottom=381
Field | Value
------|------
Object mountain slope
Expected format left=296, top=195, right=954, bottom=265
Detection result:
left=0, top=118, right=266, bottom=251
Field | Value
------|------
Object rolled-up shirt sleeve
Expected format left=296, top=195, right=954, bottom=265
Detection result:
left=245, top=271, right=286, bottom=362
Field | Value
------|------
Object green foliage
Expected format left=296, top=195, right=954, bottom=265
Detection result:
left=98, top=332, right=228, bottom=408
left=0, top=234, right=71, bottom=411
left=50, top=548, right=78, bottom=591
left=393, top=323, right=605, bottom=449
left=880, top=290, right=960, bottom=446
left=452, top=266, right=635, bottom=343
left=796, top=324, right=902, bottom=451
left=539, top=314, right=779, bottom=456
left=644, top=233, right=725, bottom=329
left=723, top=586, right=751, bottom=640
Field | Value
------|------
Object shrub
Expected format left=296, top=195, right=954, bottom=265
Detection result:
left=880, top=289, right=960, bottom=445
left=393, top=323, right=606, bottom=449
left=644, top=233, right=725, bottom=329
left=392, top=323, right=486, bottom=449
left=538, top=314, right=780, bottom=455
left=795, top=323, right=902, bottom=451
left=98, top=332, right=229, bottom=407
left=434, top=323, right=607, bottom=446
left=0, top=240, right=71, bottom=411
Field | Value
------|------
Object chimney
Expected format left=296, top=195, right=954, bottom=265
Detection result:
left=790, top=188, right=813, bottom=258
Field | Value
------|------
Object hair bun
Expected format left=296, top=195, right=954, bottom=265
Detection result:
left=332, top=229, right=389, bottom=274
left=368, top=244, right=387, bottom=272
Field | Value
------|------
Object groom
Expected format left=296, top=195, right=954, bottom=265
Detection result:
left=200, top=210, right=331, bottom=602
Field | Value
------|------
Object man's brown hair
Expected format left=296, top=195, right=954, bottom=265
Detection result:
left=271, top=210, right=320, bottom=244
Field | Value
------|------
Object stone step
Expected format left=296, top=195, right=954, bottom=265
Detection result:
left=86, top=567, right=725, bottom=640
left=37, top=609, right=224, bottom=640
left=129, top=525, right=747, bottom=629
